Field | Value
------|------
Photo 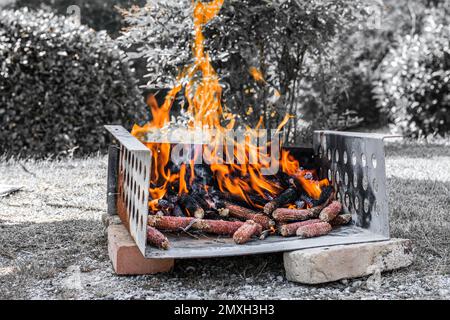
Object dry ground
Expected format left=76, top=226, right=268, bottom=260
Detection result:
left=0, top=142, right=449, bottom=300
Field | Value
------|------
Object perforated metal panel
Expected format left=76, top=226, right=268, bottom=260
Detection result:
left=105, top=125, right=151, bottom=255
left=313, top=131, right=390, bottom=238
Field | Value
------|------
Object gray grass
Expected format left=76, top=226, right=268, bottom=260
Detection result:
left=0, top=143, right=449, bottom=300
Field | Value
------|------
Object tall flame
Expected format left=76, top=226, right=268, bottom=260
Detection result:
left=132, top=0, right=324, bottom=209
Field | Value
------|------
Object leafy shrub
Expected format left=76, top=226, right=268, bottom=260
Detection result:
left=373, top=10, right=450, bottom=137
left=10, top=0, right=146, bottom=37
left=0, top=9, right=146, bottom=157
left=317, top=0, right=449, bottom=131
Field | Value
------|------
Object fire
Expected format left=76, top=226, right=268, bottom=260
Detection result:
left=280, top=150, right=328, bottom=200
left=132, top=0, right=327, bottom=209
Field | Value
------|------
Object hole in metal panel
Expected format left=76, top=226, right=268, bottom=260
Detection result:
left=327, top=148, right=332, bottom=162
left=343, top=151, right=348, bottom=164
left=373, top=201, right=379, bottom=216
left=345, top=193, right=351, bottom=209
left=354, top=196, right=360, bottom=211
left=344, top=172, right=349, bottom=187
left=335, top=170, right=340, bottom=184
left=352, top=151, right=357, bottom=166
left=362, top=175, right=369, bottom=190
left=139, top=214, right=144, bottom=233
left=126, top=194, right=130, bottom=216
left=364, top=197, right=370, bottom=213
left=335, top=149, right=340, bottom=163
left=372, top=154, right=377, bottom=169
left=328, top=169, right=332, bottom=181
left=373, top=178, right=379, bottom=193
left=361, top=153, right=367, bottom=167
left=353, top=172, right=358, bottom=188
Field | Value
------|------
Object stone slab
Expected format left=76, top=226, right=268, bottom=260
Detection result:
left=283, top=239, right=413, bottom=284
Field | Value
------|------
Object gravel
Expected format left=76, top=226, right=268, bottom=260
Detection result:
left=0, top=142, right=449, bottom=300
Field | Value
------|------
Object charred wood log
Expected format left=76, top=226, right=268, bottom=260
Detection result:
left=259, top=229, right=271, bottom=240
left=217, top=191, right=267, bottom=209
left=172, top=205, right=185, bottom=217
left=148, top=216, right=244, bottom=236
left=308, top=191, right=335, bottom=217
left=312, top=186, right=334, bottom=207
left=330, top=214, right=352, bottom=227
left=224, top=202, right=273, bottom=229
left=233, top=220, right=263, bottom=244
left=319, top=201, right=342, bottom=222
left=158, top=199, right=174, bottom=215
left=147, top=226, right=170, bottom=250
left=296, top=222, right=332, bottom=238
left=179, top=194, right=205, bottom=219
left=263, top=188, right=297, bottom=215
left=279, top=219, right=321, bottom=237
left=295, top=200, right=306, bottom=209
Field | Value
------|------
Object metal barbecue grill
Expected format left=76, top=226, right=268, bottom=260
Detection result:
left=105, top=125, right=390, bottom=259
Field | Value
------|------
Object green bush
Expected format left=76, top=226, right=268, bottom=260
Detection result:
left=373, top=10, right=450, bottom=137
left=0, top=9, right=146, bottom=157
left=10, top=0, right=146, bottom=37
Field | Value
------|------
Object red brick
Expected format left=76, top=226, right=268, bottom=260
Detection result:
left=108, top=224, right=174, bottom=275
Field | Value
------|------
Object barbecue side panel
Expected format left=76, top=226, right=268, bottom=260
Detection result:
left=106, top=125, right=151, bottom=256
left=313, top=131, right=390, bottom=238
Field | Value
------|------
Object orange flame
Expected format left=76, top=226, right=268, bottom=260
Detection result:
left=132, top=1, right=327, bottom=210
left=281, top=150, right=325, bottom=200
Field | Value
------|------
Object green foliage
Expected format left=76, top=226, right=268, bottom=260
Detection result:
left=0, top=9, right=146, bottom=157
left=10, top=0, right=146, bottom=37
left=373, top=10, right=450, bottom=137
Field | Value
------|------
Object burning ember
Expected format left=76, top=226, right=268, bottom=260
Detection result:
left=130, top=0, right=350, bottom=249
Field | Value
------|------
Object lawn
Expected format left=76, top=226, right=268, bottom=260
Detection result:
left=0, top=142, right=449, bottom=299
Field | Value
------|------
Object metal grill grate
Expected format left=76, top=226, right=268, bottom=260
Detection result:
left=106, top=126, right=390, bottom=259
